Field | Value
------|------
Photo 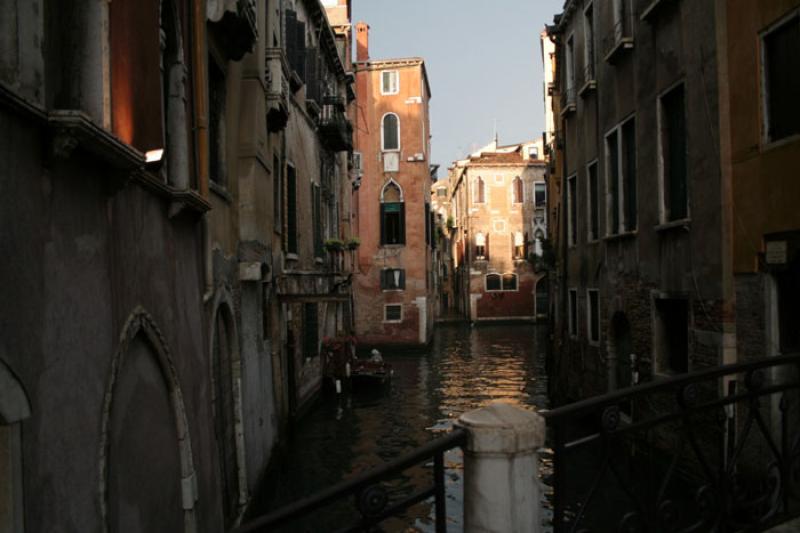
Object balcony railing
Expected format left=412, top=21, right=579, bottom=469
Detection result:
left=602, top=13, right=636, bottom=64
left=560, top=86, right=577, bottom=116
left=578, top=63, right=597, bottom=97
left=320, top=96, right=353, bottom=152
left=544, top=353, right=800, bottom=532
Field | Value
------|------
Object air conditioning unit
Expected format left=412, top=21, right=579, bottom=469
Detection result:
left=383, top=152, right=399, bottom=172
left=414, top=153, right=424, bottom=161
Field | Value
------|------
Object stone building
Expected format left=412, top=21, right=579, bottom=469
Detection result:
left=448, top=139, right=547, bottom=323
left=351, top=22, right=436, bottom=348
left=0, top=0, right=256, bottom=531
left=545, top=0, right=800, bottom=403
left=546, top=0, right=728, bottom=401
left=431, top=178, right=455, bottom=315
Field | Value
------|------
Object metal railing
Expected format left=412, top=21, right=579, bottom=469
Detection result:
left=543, top=353, right=800, bottom=532
left=234, top=428, right=468, bottom=533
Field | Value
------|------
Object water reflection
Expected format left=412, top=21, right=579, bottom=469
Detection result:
left=252, top=324, right=550, bottom=532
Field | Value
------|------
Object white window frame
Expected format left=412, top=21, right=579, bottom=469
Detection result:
left=567, top=174, right=577, bottom=247
left=568, top=288, right=578, bottom=338
left=586, top=160, right=599, bottom=242
left=587, top=289, right=600, bottom=345
left=383, top=303, right=403, bottom=323
left=760, top=9, right=800, bottom=147
left=534, top=181, right=547, bottom=208
left=381, top=112, right=401, bottom=152
left=381, top=70, right=399, bottom=95
left=583, top=2, right=595, bottom=80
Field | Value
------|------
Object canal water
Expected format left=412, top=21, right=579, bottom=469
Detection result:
left=252, top=323, right=552, bottom=532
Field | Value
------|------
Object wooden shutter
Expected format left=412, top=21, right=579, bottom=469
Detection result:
left=380, top=204, right=386, bottom=245
left=399, top=203, right=406, bottom=244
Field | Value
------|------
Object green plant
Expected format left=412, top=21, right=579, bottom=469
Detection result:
left=345, top=237, right=361, bottom=250
left=324, top=238, right=345, bottom=252
left=446, top=216, right=455, bottom=230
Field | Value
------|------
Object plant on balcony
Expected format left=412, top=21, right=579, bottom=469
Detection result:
left=345, top=237, right=361, bottom=250
left=324, top=238, right=345, bottom=252
left=446, top=216, right=456, bottom=231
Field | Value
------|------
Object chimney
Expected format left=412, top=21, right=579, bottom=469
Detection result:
left=356, top=22, right=369, bottom=62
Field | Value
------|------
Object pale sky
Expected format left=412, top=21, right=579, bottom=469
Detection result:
left=351, top=0, right=564, bottom=175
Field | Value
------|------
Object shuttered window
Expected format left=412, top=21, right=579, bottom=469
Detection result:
left=660, top=84, right=688, bottom=221
left=287, top=165, right=298, bottom=253
left=381, top=268, right=406, bottom=290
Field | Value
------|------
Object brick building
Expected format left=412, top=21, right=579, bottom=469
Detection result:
left=351, top=22, right=436, bottom=348
left=448, top=139, right=547, bottom=323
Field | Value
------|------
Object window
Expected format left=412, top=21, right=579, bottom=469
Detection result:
left=568, top=289, right=578, bottom=337
left=425, top=203, right=431, bottom=245
left=381, top=70, right=399, bottom=95
left=474, top=177, right=485, bottom=204
left=587, top=161, right=599, bottom=241
left=534, top=230, right=544, bottom=256
left=502, top=273, right=518, bottom=291
left=654, top=298, right=689, bottom=374
left=352, top=151, right=363, bottom=175
left=584, top=3, right=595, bottom=81
left=605, top=118, right=637, bottom=235
left=762, top=12, right=800, bottom=143
left=380, top=181, right=405, bottom=245
left=587, top=289, right=600, bottom=344
left=273, top=154, right=282, bottom=232
left=528, top=145, right=539, bottom=159
left=512, top=177, right=524, bottom=204
left=286, top=164, right=298, bottom=254
left=534, top=182, right=546, bottom=207
left=303, top=303, right=319, bottom=357
left=486, top=273, right=501, bottom=291
left=513, top=232, right=525, bottom=259
left=381, top=113, right=400, bottom=151
left=659, top=84, right=688, bottom=222
left=384, top=304, right=402, bottom=322
left=381, top=268, right=405, bottom=290
left=436, top=188, right=447, bottom=197
left=567, top=175, right=577, bottom=246
left=312, top=184, right=323, bottom=258
left=566, top=35, right=575, bottom=99
left=612, top=0, right=630, bottom=41
left=208, top=56, right=227, bottom=186
left=475, top=232, right=487, bottom=259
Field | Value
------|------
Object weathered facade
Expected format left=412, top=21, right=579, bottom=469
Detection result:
left=547, top=0, right=726, bottom=401
left=448, top=140, right=547, bottom=323
left=546, top=0, right=800, bottom=404
left=0, top=0, right=355, bottom=531
left=716, top=1, right=800, bottom=365
left=0, top=0, right=258, bottom=530
left=352, top=23, right=436, bottom=347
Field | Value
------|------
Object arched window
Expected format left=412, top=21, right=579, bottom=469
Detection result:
left=475, top=232, right=486, bottom=259
left=381, top=113, right=400, bottom=151
left=512, top=176, right=524, bottom=204
left=380, top=180, right=405, bottom=245
left=486, top=273, right=501, bottom=291
left=0, top=358, right=30, bottom=533
left=474, top=177, right=485, bottom=204
left=502, top=273, right=518, bottom=291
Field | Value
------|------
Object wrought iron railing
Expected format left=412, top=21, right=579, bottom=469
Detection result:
left=233, top=428, right=468, bottom=532
left=543, top=353, right=800, bottom=532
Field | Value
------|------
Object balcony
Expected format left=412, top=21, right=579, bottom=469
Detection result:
left=276, top=271, right=351, bottom=303
left=578, top=64, right=597, bottom=97
left=559, top=86, right=577, bottom=117
left=639, top=0, right=677, bottom=22
left=207, top=0, right=258, bottom=61
left=319, top=97, right=353, bottom=152
left=602, top=16, right=635, bottom=65
left=265, top=48, right=290, bottom=132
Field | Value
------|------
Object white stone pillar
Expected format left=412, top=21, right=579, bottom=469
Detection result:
left=457, top=402, right=545, bottom=533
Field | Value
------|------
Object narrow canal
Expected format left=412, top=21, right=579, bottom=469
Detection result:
left=252, top=323, right=551, bottom=532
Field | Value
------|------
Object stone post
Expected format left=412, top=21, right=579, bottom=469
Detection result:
left=456, top=402, right=545, bottom=533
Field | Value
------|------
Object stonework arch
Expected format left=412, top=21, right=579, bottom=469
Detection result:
left=98, top=307, right=197, bottom=533
left=380, top=178, right=403, bottom=202
left=208, top=286, right=248, bottom=527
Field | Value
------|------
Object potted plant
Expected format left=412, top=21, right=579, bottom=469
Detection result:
left=324, top=238, right=345, bottom=252
left=345, top=237, right=361, bottom=250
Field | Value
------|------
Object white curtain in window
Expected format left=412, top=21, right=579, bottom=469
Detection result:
left=514, top=232, right=524, bottom=247
left=475, top=232, right=486, bottom=246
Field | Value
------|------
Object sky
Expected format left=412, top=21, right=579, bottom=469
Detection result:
left=351, top=0, right=564, bottom=173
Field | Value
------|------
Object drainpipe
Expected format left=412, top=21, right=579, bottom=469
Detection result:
left=192, top=0, right=213, bottom=300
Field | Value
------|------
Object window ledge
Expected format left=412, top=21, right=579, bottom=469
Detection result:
left=285, top=253, right=299, bottom=262
left=210, top=181, right=232, bottom=203
left=381, top=244, right=405, bottom=249
left=604, top=230, right=637, bottom=242
left=381, top=289, right=405, bottom=293
left=604, top=38, right=635, bottom=65
left=655, top=218, right=691, bottom=232
left=559, top=101, right=577, bottom=117
left=762, top=133, right=800, bottom=154
left=579, top=80, right=597, bottom=97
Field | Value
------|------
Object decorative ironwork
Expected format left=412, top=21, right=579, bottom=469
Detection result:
left=233, top=428, right=467, bottom=532
left=544, top=353, right=800, bottom=533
